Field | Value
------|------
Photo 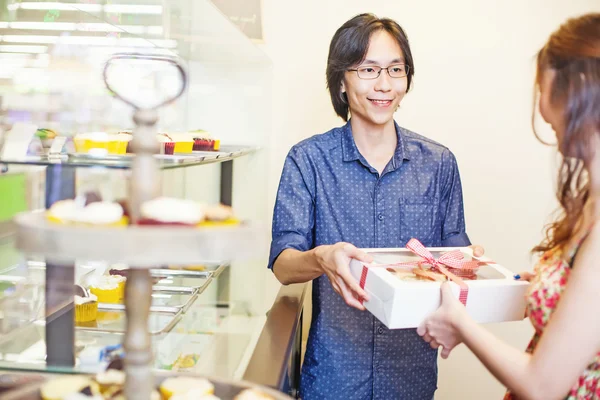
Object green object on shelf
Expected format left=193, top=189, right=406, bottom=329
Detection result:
left=0, top=173, right=27, bottom=223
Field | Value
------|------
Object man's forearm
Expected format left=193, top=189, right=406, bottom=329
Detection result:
left=272, top=248, right=324, bottom=285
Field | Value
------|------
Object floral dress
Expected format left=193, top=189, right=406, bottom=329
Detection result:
left=504, top=242, right=600, bottom=399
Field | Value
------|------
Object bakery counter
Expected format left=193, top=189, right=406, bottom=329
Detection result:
left=0, top=258, right=307, bottom=398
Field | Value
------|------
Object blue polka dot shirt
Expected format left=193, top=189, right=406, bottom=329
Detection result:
left=269, top=120, right=471, bottom=400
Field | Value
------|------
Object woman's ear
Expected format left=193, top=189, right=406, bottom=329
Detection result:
left=341, top=81, right=346, bottom=94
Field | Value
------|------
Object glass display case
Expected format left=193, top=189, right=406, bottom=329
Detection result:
left=0, top=1, right=305, bottom=399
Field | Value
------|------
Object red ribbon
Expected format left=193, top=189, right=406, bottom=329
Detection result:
left=360, top=239, right=489, bottom=305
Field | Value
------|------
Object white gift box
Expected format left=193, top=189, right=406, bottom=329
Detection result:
left=349, top=246, right=530, bottom=329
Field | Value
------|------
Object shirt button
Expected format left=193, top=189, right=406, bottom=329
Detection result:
left=377, top=214, right=384, bottom=221
left=377, top=327, right=384, bottom=334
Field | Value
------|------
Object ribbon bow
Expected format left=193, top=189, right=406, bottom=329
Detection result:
left=370, top=239, right=488, bottom=305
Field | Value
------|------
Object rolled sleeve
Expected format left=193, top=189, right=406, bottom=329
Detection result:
left=268, top=147, right=315, bottom=270
left=439, top=149, right=471, bottom=247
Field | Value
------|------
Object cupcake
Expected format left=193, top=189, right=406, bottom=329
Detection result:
left=169, top=353, right=200, bottom=371
left=94, top=369, right=125, bottom=397
left=193, top=137, right=216, bottom=151
left=40, top=376, right=94, bottom=400
left=46, top=199, right=81, bottom=224
left=167, top=132, right=194, bottom=153
left=139, top=197, right=205, bottom=226
left=157, top=133, right=176, bottom=155
left=74, top=132, right=130, bottom=155
left=88, top=275, right=126, bottom=304
left=234, top=389, right=275, bottom=400
left=36, top=128, right=58, bottom=148
left=75, top=293, right=98, bottom=323
left=79, top=202, right=126, bottom=226
left=47, top=200, right=127, bottom=227
left=159, top=377, right=215, bottom=399
left=198, top=204, right=239, bottom=227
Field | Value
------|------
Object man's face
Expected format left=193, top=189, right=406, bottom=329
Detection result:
left=342, top=30, right=408, bottom=130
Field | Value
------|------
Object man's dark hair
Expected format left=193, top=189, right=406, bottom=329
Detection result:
left=326, top=13, right=415, bottom=121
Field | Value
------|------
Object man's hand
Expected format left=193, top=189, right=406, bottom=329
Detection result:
left=468, top=244, right=485, bottom=258
left=314, top=242, right=374, bottom=310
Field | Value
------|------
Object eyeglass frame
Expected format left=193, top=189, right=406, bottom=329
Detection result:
left=346, top=64, right=410, bottom=80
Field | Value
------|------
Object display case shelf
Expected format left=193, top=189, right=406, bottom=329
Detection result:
left=14, top=211, right=265, bottom=265
left=0, top=145, right=259, bottom=170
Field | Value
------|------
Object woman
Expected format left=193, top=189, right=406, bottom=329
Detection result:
left=418, top=13, right=600, bottom=399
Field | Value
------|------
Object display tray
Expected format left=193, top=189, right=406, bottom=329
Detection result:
left=34, top=305, right=182, bottom=336
left=0, top=145, right=258, bottom=170
left=14, top=212, right=263, bottom=265
left=158, top=262, right=228, bottom=279
left=68, top=152, right=219, bottom=163
left=2, top=373, right=292, bottom=400
left=96, top=285, right=201, bottom=313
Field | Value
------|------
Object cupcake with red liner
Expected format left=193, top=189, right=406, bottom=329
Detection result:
left=157, top=133, right=176, bottom=155
left=138, top=197, right=205, bottom=226
left=193, top=137, right=216, bottom=151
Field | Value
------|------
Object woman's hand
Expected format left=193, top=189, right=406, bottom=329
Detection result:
left=417, top=282, right=469, bottom=359
left=314, top=242, right=374, bottom=310
left=513, top=271, right=535, bottom=282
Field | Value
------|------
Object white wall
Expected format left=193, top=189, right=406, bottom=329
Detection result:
left=259, top=0, right=600, bottom=399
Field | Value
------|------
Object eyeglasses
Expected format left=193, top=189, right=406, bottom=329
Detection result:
left=347, top=64, right=410, bottom=80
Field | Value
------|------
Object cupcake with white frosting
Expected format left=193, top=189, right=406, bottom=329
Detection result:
left=139, top=197, right=205, bottom=226
left=47, top=200, right=127, bottom=227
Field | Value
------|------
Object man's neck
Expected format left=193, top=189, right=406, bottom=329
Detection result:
left=350, top=119, right=398, bottom=174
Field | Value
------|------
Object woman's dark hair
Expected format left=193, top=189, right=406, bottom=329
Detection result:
left=532, top=13, right=600, bottom=254
left=326, top=13, right=415, bottom=121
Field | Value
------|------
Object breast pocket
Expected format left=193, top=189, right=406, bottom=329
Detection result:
left=399, top=197, right=436, bottom=244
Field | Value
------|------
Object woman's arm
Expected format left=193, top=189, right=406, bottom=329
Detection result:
left=419, top=224, right=600, bottom=400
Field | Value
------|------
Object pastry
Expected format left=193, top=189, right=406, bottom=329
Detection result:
left=139, top=197, right=205, bottom=226
left=157, top=133, right=176, bottom=155
left=40, top=376, right=93, bottom=400
left=198, top=204, right=239, bottom=227
left=94, top=369, right=125, bottom=397
left=74, top=132, right=130, bottom=155
left=204, top=204, right=235, bottom=222
left=36, top=128, right=58, bottom=148
left=74, top=293, right=98, bottom=323
left=159, top=377, right=215, bottom=399
left=79, top=202, right=125, bottom=225
left=190, top=129, right=220, bottom=151
left=88, top=275, right=126, bottom=304
left=193, top=137, right=217, bottom=151
left=109, top=265, right=163, bottom=285
left=47, top=200, right=127, bottom=227
left=166, top=132, right=194, bottom=153
left=166, top=353, right=200, bottom=371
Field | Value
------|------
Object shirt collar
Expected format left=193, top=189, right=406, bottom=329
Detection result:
left=341, top=120, right=411, bottom=165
